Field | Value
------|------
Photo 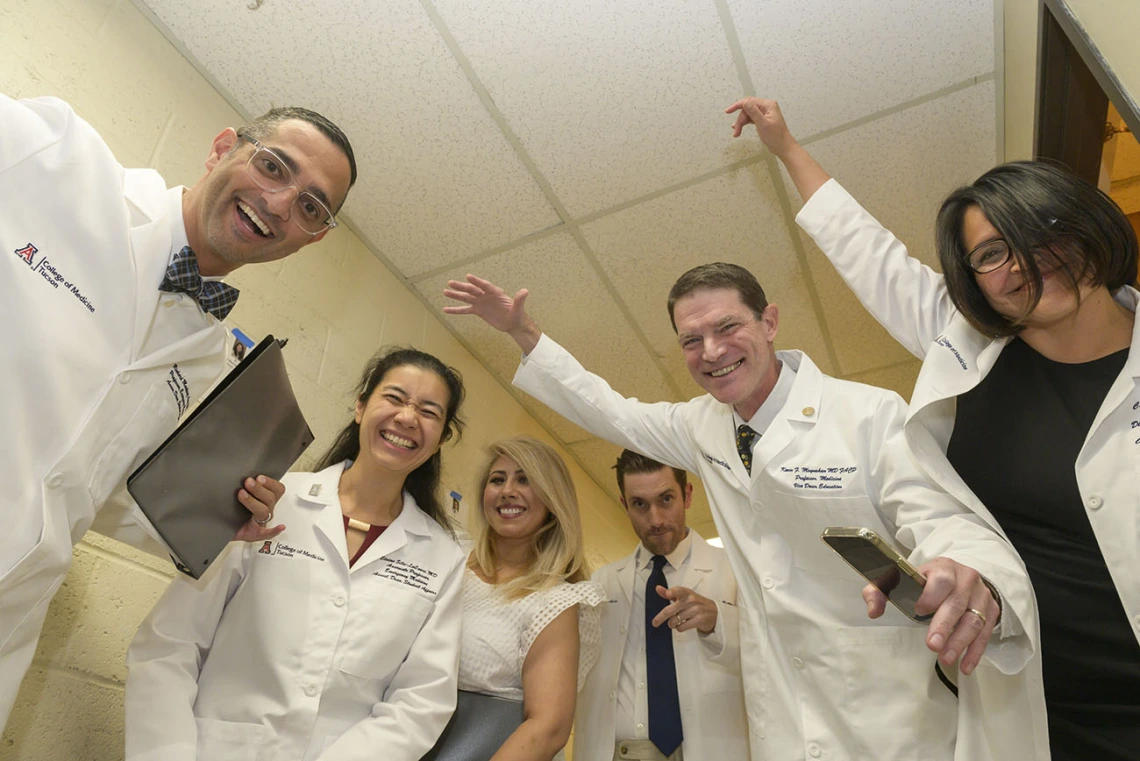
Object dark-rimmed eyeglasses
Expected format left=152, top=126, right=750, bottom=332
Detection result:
left=965, top=239, right=1012, bottom=274
left=239, top=133, right=338, bottom=235
left=965, top=218, right=1063, bottom=275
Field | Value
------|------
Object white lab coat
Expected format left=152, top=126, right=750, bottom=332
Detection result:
left=0, top=94, right=228, bottom=725
left=574, top=530, right=749, bottom=761
left=514, top=335, right=1047, bottom=761
left=125, top=462, right=466, bottom=761
left=799, top=177, right=1140, bottom=736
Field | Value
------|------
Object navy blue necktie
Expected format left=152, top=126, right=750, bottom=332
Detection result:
left=159, top=246, right=240, bottom=320
left=645, top=554, right=683, bottom=757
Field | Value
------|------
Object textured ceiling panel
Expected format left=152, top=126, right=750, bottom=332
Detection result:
left=140, top=0, right=560, bottom=277
left=729, top=0, right=994, bottom=139
left=417, top=231, right=676, bottom=443
left=431, top=0, right=759, bottom=217
left=134, top=0, right=999, bottom=531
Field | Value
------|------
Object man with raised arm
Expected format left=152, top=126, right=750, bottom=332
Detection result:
left=444, top=266, right=1046, bottom=760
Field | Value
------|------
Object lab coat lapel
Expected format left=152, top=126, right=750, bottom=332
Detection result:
left=680, top=531, right=713, bottom=594
left=616, top=551, right=638, bottom=607
left=123, top=170, right=176, bottom=358
left=299, top=463, right=352, bottom=569
left=749, top=351, right=821, bottom=480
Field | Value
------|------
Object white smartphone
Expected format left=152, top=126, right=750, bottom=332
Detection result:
left=820, top=527, right=932, bottom=624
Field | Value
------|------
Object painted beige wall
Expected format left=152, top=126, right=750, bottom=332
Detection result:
left=1065, top=0, right=1140, bottom=115
left=1003, top=0, right=1041, bottom=161
left=0, top=1, right=636, bottom=758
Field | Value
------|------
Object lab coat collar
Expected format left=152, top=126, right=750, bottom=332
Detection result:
left=617, top=528, right=711, bottom=602
left=733, top=350, right=822, bottom=485
left=297, top=460, right=436, bottom=572
left=124, top=173, right=183, bottom=348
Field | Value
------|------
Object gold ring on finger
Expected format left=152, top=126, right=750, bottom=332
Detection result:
left=966, top=607, right=986, bottom=626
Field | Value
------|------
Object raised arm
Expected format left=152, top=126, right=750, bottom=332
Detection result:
left=444, top=275, right=702, bottom=474
left=727, top=97, right=957, bottom=357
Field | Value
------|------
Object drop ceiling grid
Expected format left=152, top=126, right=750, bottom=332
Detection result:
left=139, top=0, right=562, bottom=278
left=415, top=231, right=679, bottom=443
left=728, top=0, right=996, bottom=139
left=132, top=0, right=1002, bottom=505
left=428, top=0, right=761, bottom=219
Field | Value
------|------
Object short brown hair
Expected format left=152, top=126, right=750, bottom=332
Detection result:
left=613, top=449, right=688, bottom=501
left=238, top=106, right=357, bottom=206
left=666, top=262, right=769, bottom=332
left=936, top=161, right=1138, bottom=337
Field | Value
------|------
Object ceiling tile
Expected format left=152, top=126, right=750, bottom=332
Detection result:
left=418, top=231, right=677, bottom=443
left=729, top=0, right=994, bottom=138
left=139, top=0, right=560, bottom=277
left=780, top=80, right=997, bottom=375
left=431, top=0, right=759, bottom=217
left=581, top=162, right=836, bottom=384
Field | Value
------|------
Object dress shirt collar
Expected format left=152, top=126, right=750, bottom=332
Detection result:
left=170, top=186, right=224, bottom=283
left=734, top=358, right=797, bottom=435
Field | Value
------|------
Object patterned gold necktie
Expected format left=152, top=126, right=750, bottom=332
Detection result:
left=736, top=424, right=759, bottom=475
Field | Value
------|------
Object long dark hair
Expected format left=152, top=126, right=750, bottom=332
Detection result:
left=936, top=160, right=1138, bottom=337
left=315, top=347, right=465, bottom=531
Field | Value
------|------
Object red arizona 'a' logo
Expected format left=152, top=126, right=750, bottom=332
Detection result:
left=14, top=243, right=37, bottom=265
left=258, top=541, right=273, bottom=555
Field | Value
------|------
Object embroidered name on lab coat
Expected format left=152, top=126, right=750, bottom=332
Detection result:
left=372, top=558, right=440, bottom=595
left=165, top=364, right=191, bottom=416
left=1132, top=400, right=1140, bottom=445
left=261, top=541, right=326, bottom=562
left=701, top=451, right=732, bottom=471
left=934, top=335, right=968, bottom=370
left=13, top=242, right=97, bottom=313
left=779, top=465, right=858, bottom=490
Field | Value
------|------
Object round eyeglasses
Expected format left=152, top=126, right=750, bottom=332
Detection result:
left=965, top=239, right=1012, bottom=274
left=239, top=134, right=338, bottom=235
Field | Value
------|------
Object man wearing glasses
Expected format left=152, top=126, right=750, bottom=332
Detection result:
left=0, top=93, right=356, bottom=729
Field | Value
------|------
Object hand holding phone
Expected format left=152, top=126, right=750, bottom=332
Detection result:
left=821, top=527, right=1002, bottom=676
left=820, top=527, right=931, bottom=623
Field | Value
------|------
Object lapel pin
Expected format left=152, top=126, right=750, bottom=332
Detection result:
left=309, top=484, right=322, bottom=497
left=802, top=406, right=816, bottom=417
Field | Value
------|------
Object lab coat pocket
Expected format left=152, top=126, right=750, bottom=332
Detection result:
left=822, top=626, right=956, bottom=759
left=85, top=383, right=177, bottom=508
left=195, top=717, right=266, bottom=761
left=699, top=657, right=742, bottom=694
left=339, top=581, right=434, bottom=682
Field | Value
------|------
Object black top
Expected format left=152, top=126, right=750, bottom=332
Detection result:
left=947, top=338, right=1140, bottom=760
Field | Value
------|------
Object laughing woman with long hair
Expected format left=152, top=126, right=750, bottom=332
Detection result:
left=126, top=348, right=469, bottom=761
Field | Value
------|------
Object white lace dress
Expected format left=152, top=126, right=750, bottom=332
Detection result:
left=457, top=567, right=605, bottom=757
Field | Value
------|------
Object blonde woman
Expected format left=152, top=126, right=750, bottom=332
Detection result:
left=435, top=437, right=604, bottom=761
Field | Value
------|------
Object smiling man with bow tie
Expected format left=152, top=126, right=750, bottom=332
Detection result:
left=0, top=92, right=356, bottom=729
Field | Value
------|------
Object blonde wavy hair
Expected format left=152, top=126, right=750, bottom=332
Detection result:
left=468, top=437, right=591, bottom=600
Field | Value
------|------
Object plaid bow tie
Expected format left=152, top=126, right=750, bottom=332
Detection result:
left=159, top=246, right=240, bottom=320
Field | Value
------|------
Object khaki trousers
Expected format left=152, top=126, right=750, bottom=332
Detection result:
left=612, top=739, right=683, bottom=760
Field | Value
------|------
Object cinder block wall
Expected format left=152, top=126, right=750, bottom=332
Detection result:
left=0, top=1, right=635, bottom=758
